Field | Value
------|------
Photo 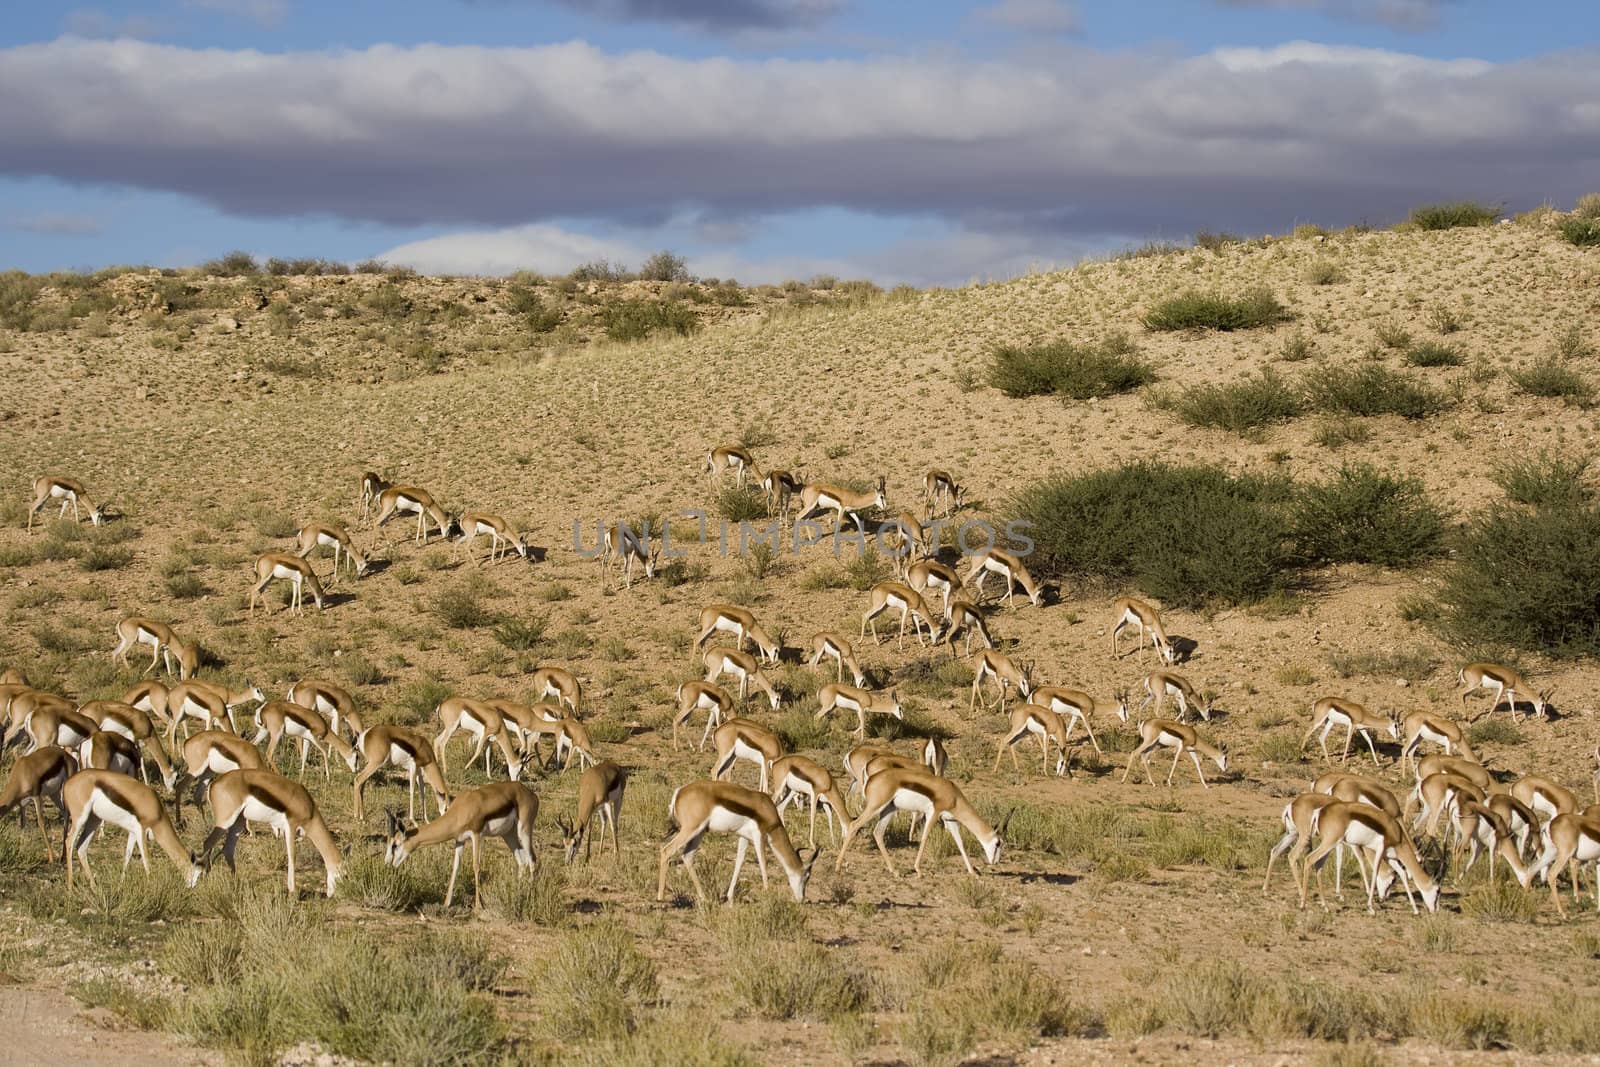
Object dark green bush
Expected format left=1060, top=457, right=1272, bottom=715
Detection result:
left=987, top=334, right=1153, bottom=399
left=1142, top=288, right=1291, bottom=332
left=1012, top=461, right=1295, bottom=608
left=1290, top=464, right=1446, bottom=567
left=1305, top=364, right=1450, bottom=419
left=1437, top=499, right=1600, bottom=657
left=1405, top=341, right=1465, bottom=368
left=1408, top=202, right=1499, bottom=230
left=1162, top=369, right=1305, bottom=433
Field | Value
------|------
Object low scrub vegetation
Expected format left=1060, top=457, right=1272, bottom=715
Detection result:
left=1437, top=489, right=1600, bottom=657
left=1491, top=450, right=1592, bottom=507
left=1408, top=201, right=1499, bottom=230
left=602, top=299, right=700, bottom=341
left=1161, top=368, right=1304, bottom=433
left=1014, top=460, right=1447, bottom=607
left=987, top=333, right=1153, bottom=399
left=158, top=893, right=505, bottom=1064
left=1142, top=287, right=1291, bottom=332
left=1511, top=357, right=1592, bottom=403
left=1291, top=464, right=1446, bottom=567
left=1404, top=341, right=1465, bottom=368
left=1305, top=364, right=1451, bottom=419
left=1013, top=461, right=1295, bottom=608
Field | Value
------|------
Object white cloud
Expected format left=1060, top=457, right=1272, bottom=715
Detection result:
left=4, top=212, right=105, bottom=236
left=972, top=0, right=1080, bottom=36
left=379, top=224, right=646, bottom=276
left=378, top=219, right=1093, bottom=287
left=1, top=36, right=1596, bottom=256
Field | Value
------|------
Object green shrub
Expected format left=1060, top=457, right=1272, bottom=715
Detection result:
left=1437, top=498, right=1600, bottom=657
left=638, top=251, right=692, bottom=282
left=79, top=545, right=134, bottom=571
left=1305, top=364, right=1450, bottom=418
left=715, top=485, right=770, bottom=522
left=1162, top=368, right=1305, bottom=433
left=602, top=300, right=699, bottom=341
left=202, top=250, right=260, bottom=275
left=434, top=583, right=496, bottom=629
left=1408, top=201, right=1499, bottom=230
left=493, top=614, right=549, bottom=650
left=987, top=334, right=1153, bottom=399
left=1012, top=461, right=1294, bottom=608
left=1557, top=217, right=1600, bottom=247
left=1492, top=451, right=1592, bottom=507
left=1280, top=332, right=1315, bottom=361
left=1142, top=288, right=1291, bottom=332
left=726, top=940, right=867, bottom=1020
left=1405, top=341, right=1464, bottom=367
left=1303, top=260, right=1346, bottom=285
left=1290, top=464, right=1446, bottom=566
left=1511, top=358, right=1592, bottom=403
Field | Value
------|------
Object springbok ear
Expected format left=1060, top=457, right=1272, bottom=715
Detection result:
left=996, top=807, right=1017, bottom=837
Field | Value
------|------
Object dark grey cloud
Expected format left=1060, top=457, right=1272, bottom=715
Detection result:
left=482, top=0, right=842, bottom=31
left=1215, top=0, right=1451, bottom=31
left=2, top=38, right=1597, bottom=250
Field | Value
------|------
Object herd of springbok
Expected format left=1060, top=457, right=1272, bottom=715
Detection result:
left=4, top=463, right=1600, bottom=919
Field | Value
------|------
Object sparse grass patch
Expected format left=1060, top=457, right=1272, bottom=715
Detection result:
left=1555, top=323, right=1594, bottom=360
left=773, top=708, right=833, bottom=750
left=1280, top=331, right=1315, bottom=361
left=1304, top=260, right=1346, bottom=285
left=1161, top=368, right=1305, bottom=433
left=164, top=572, right=207, bottom=599
left=339, top=651, right=383, bottom=687
left=1142, top=288, right=1290, bottom=332
left=1466, top=718, right=1524, bottom=747
left=536, top=920, right=659, bottom=1040
left=1311, top=418, right=1372, bottom=449
left=1374, top=321, right=1412, bottom=351
left=987, top=333, right=1153, bottom=400
left=337, top=855, right=433, bottom=911
left=1324, top=646, right=1436, bottom=681
left=485, top=866, right=568, bottom=924
left=1306, top=364, right=1450, bottom=419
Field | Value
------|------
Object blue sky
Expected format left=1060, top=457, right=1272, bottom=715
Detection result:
left=1, top=1, right=1596, bottom=284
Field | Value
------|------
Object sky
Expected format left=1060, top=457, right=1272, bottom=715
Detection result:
left=1, top=1, right=1596, bottom=286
